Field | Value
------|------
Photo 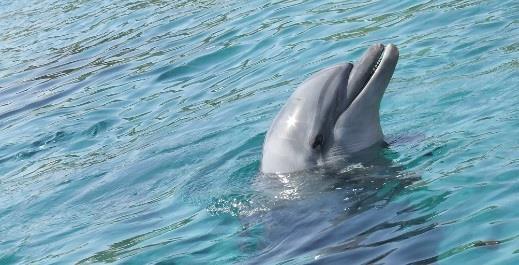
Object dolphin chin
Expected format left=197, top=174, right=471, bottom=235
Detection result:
left=261, top=44, right=399, bottom=174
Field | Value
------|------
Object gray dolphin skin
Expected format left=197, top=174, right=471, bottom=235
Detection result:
left=261, top=44, right=399, bottom=174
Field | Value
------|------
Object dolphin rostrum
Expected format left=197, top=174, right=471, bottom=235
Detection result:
left=261, top=44, right=399, bottom=173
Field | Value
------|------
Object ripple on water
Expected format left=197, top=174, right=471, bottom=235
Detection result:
left=0, top=0, right=518, bottom=264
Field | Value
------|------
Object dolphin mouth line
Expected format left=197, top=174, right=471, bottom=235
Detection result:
left=349, top=44, right=386, bottom=102
left=367, top=45, right=385, bottom=85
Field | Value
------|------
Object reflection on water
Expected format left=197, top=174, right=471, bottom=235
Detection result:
left=245, top=148, right=441, bottom=264
left=0, top=0, right=518, bottom=264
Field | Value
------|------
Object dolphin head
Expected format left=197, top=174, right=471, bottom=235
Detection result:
left=261, top=44, right=399, bottom=174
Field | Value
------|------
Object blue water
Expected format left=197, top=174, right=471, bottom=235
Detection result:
left=0, top=0, right=518, bottom=264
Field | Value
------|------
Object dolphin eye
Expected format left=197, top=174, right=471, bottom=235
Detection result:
left=311, top=134, right=324, bottom=149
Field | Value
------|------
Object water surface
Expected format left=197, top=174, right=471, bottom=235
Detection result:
left=0, top=0, right=518, bottom=264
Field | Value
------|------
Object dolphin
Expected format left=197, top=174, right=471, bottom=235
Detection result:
left=261, top=44, right=399, bottom=174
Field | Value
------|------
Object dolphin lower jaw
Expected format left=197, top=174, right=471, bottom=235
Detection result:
left=332, top=44, right=399, bottom=153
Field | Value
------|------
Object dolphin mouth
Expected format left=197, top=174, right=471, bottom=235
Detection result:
left=345, top=43, right=398, bottom=107
left=363, top=44, right=385, bottom=91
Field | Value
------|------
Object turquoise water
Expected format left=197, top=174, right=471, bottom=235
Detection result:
left=0, top=0, right=518, bottom=264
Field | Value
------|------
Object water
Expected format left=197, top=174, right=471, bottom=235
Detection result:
left=0, top=0, right=517, bottom=264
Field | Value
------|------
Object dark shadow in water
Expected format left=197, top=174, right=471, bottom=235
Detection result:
left=243, top=146, right=442, bottom=265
